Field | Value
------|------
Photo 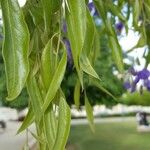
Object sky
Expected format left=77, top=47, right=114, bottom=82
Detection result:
left=18, top=0, right=26, bottom=7
left=119, top=28, right=146, bottom=70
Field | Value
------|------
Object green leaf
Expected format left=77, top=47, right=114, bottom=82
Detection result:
left=90, top=78, right=117, bottom=101
left=83, top=8, right=96, bottom=56
left=133, top=0, right=141, bottom=28
left=28, top=28, right=43, bottom=55
left=93, top=0, right=107, bottom=22
left=52, top=97, right=71, bottom=150
left=28, top=129, right=46, bottom=144
left=66, top=0, right=86, bottom=88
left=42, top=0, right=53, bottom=34
left=82, top=9, right=100, bottom=73
left=1, top=0, right=29, bottom=100
left=22, top=5, right=35, bottom=36
left=28, top=1, right=44, bottom=26
left=85, top=93, right=95, bottom=132
left=27, top=76, right=42, bottom=123
left=104, top=19, right=114, bottom=36
left=144, top=2, right=150, bottom=20
left=109, top=36, right=124, bottom=72
left=41, top=38, right=53, bottom=91
left=66, top=0, right=86, bottom=55
left=42, top=49, right=67, bottom=112
left=17, top=105, right=34, bottom=134
left=42, top=0, right=60, bottom=34
left=23, top=144, right=30, bottom=150
left=108, top=3, right=126, bottom=22
left=90, top=31, right=100, bottom=64
left=80, top=54, right=100, bottom=80
left=43, top=106, right=57, bottom=149
left=74, top=79, right=80, bottom=109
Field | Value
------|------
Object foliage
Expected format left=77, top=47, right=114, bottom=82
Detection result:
left=122, top=91, right=150, bottom=106
left=0, top=29, right=28, bottom=109
left=63, top=35, right=125, bottom=107
left=87, top=35, right=124, bottom=106
left=0, top=0, right=150, bottom=149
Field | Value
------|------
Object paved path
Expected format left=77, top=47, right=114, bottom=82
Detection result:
left=0, top=121, right=35, bottom=150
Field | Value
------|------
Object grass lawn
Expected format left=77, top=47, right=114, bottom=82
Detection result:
left=68, top=118, right=150, bottom=150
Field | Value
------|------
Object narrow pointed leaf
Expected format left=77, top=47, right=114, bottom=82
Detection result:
left=27, top=77, right=42, bottom=123
left=41, top=39, right=53, bottom=90
left=28, top=130, right=46, bottom=144
left=28, top=1, right=44, bottom=26
left=133, top=0, right=140, bottom=28
left=23, top=144, right=30, bottom=150
left=42, top=0, right=53, bottom=34
left=17, top=105, right=34, bottom=134
left=93, top=0, right=107, bottom=22
left=90, top=78, right=117, bottom=101
left=1, top=0, right=29, bottom=100
left=42, top=0, right=60, bottom=34
left=66, top=0, right=86, bottom=55
left=144, top=2, right=150, bottom=20
left=85, top=94, right=94, bottom=132
left=83, top=9, right=95, bottom=56
left=42, top=50, right=67, bottom=112
left=66, top=0, right=86, bottom=88
left=52, top=97, right=71, bottom=150
left=80, top=54, right=100, bottom=80
left=74, top=79, right=80, bottom=109
left=108, top=3, right=126, bottom=22
left=109, top=36, right=124, bottom=72
left=43, top=106, right=57, bottom=149
left=90, top=31, right=100, bottom=64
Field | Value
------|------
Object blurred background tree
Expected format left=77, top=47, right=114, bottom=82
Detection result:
left=122, top=91, right=150, bottom=106
left=62, top=28, right=125, bottom=107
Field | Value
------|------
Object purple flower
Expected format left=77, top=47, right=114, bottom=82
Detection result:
left=125, top=67, right=150, bottom=93
left=63, top=39, right=72, bottom=59
left=88, top=2, right=98, bottom=17
left=116, top=22, right=124, bottom=31
left=62, top=21, right=67, bottom=33
left=63, top=38, right=73, bottom=68
left=132, top=68, right=150, bottom=89
left=88, top=2, right=94, bottom=12
left=115, top=22, right=124, bottom=34
left=128, top=67, right=137, bottom=76
left=133, top=76, right=140, bottom=84
left=136, top=68, right=150, bottom=80
left=131, top=83, right=136, bottom=93
left=123, top=82, right=131, bottom=89
left=144, top=80, right=150, bottom=91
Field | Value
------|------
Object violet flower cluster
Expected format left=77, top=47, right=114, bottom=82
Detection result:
left=62, top=21, right=73, bottom=68
left=88, top=2, right=98, bottom=17
left=115, top=22, right=124, bottom=35
left=63, top=38, right=73, bottom=69
left=124, top=67, right=150, bottom=93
